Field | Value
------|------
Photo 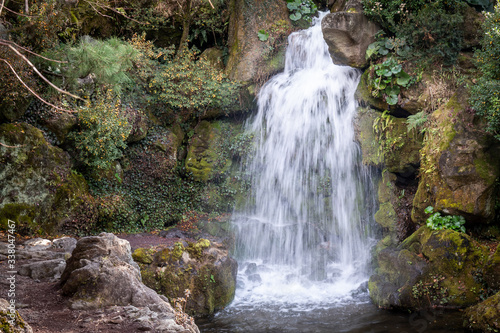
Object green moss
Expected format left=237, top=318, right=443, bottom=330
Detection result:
left=375, top=202, right=397, bottom=231
left=474, top=157, right=498, bottom=185
left=132, top=248, right=154, bottom=264
left=0, top=203, right=37, bottom=233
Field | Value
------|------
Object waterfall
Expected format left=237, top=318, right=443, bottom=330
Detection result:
left=231, top=12, right=377, bottom=309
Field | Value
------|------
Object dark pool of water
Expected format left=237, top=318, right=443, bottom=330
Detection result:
left=196, top=296, right=465, bottom=333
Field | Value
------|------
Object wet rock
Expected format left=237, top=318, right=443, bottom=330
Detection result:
left=0, top=298, right=33, bottom=333
left=369, top=227, right=489, bottom=310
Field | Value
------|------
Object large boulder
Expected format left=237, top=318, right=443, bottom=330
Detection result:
left=321, top=2, right=379, bottom=68
left=135, top=238, right=238, bottom=317
left=59, top=233, right=200, bottom=331
left=369, top=226, right=490, bottom=310
left=412, top=94, right=500, bottom=224
left=0, top=122, right=94, bottom=234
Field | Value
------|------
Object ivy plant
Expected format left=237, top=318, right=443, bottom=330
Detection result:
left=286, top=0, right=318, bottom=22
left=424, top=206, right=466, bottom=233
left=371, top=57, right=411, bottom=105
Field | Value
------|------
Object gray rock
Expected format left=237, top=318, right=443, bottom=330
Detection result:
left=60, top=233, right=200, bottom=332
left=321, top=11, right=379, bottom=68
left=24, top=238, right=52, bottom=251
left=52, top=237, right=77, bottom=254
left=18, top=259, right=66, bottom=281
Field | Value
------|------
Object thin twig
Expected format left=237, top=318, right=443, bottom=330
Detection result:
left=0, top=39, right=68, bottom=63
left=85, top=0, right=114, bottom=20
left=0, top=142, right=25, bottom=148
left=0, top=58, right=77, bottom=113
left=0, top=0, right=5, bottom=16
left=4, top=43, right=83, bottom=101
left=85, top=0, right=150, bottom=25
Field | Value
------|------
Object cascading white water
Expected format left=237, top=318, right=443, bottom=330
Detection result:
left=231, top=12, right=377, bottom=309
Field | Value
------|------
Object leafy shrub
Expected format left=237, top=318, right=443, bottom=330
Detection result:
left=424, top=206, right=466, bottom=233
left=362, top=0, right=467, bottom=64
left=469, top=1, right=500, bottom=141
left=70, top=90, right=131, bottom=169
left=394, top=3, right=465, bottom=65
left=131, top=34, right=241, bottom=122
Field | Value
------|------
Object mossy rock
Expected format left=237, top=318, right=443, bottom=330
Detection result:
left=0, top=122, right=93, bottom=234
left=369, top=226, right=489, bottom=310
left=354, top=107, right=383, bottom=167
left=463, top=291, right=500, bottom=332
left=412, top=93, right=500, bottom=224
left=139, top=239, right=237, bottom=316
left=185, top=121, right=227, bottom=182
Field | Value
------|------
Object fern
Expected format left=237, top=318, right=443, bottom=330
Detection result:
left=406, top=111, right=428, bottom=134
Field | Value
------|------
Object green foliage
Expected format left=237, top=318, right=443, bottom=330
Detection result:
left=362, top=0, right=467, bottom=65
left=369, top=57, right=411, bottom=105
left=469, top=1, right=500, bottom=141
left=406, top=111, right=428, bottom=135
left=424, top=206, right=466, bottom=233
left=366, top=33, right=410, bottom=60
left=258, top=30, right=270, bottom=42
left=47, top=37, right=138, bottom=95
left=130, top=34, right=241, bottom=122
left=70, top=90, right=131, bottom=169
left=395, top=4, right=465, bottom=65
left=373, top=110, right=404, bottom=155
left=286, top=0, right=318, bottom=22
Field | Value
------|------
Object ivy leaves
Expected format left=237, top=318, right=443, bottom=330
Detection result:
left=372, top=58, right=411, bottom=105
left=286, top=0, right=317, bottom=22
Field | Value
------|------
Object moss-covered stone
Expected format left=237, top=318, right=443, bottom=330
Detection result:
left=185, top=121, right=229, bottom=182
left=355, top=107, right=383, bottom=167
left=412, top=93, right=500, bottom=224
left=464, top=291, right=500, bottom=332
left=138, top=239, right=237, bottom=317
left=0, top=122, right=93, bottom=234
left=132, top=248, right=154, bottom=264
left=369, top=226, right=490, bottom=310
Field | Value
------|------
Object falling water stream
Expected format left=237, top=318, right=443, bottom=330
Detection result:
left=198, top=12, right=464, bottom=333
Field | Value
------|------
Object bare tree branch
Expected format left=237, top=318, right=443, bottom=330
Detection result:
left=0, top=0, right=5, bottom=16
left=1, top=6, right=34, bottom=17
left=1, top=39, right=68, bottom=63
left=1, top=42, right=83, bottom=101
left=0, top=38, right=68, bottom=64
left=1, top=58, right=77, bottom=113
left=84, top=0, right=150, bottom=25
left=0, top=141, right=25, bottom=148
